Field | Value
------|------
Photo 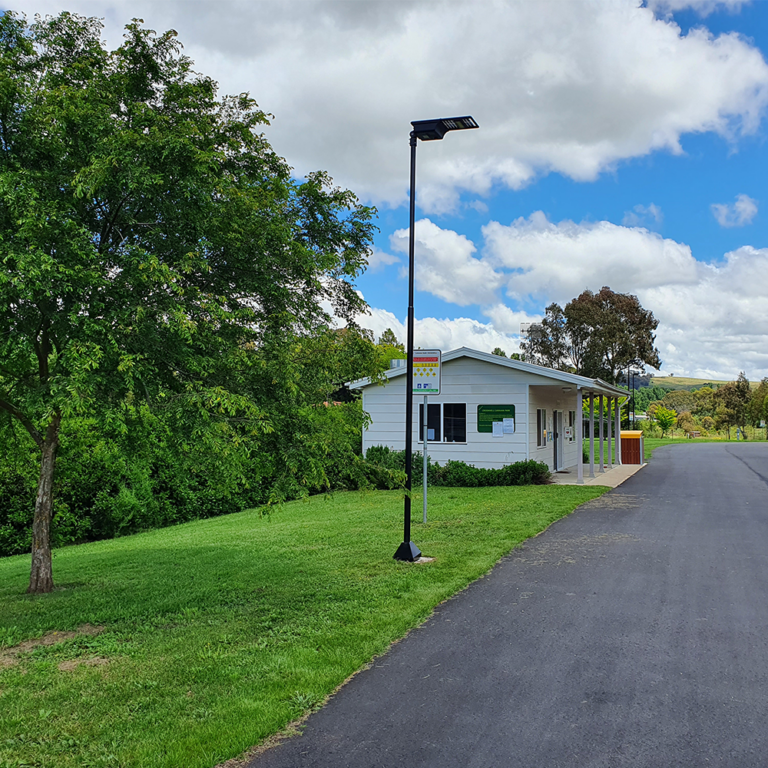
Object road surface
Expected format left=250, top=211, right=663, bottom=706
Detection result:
left=250, top=442, right=768, bottom=768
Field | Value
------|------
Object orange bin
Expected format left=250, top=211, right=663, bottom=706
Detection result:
left=620, top=430, right=644, bottom=465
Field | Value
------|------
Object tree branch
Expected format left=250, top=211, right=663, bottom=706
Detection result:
left=0, top=396, right=44, bottom=449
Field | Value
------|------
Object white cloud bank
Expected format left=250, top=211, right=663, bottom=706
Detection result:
left=711, top=194, right=758, bottom=227
left=16, top=0, right=768, bottom=212
left=357, top=215, right=768, bottom=380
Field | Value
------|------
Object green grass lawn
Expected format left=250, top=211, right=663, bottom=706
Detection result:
left=0, top=485, right=606, bottom=768
left=582, top=434, right=767, bottom=464
left=642, top=434, right=767, bottom=461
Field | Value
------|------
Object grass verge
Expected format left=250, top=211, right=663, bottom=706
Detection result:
left=642, top=435, right=767, bottom=461
left=0, top=485, right=606, bottom=768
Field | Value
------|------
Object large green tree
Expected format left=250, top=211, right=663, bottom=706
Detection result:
left=713, top=373, right=751, bottom=439
left=746, top=378, right=768, bottom=439
left=521, top=287, right=661, bottom=383
left=0, top=12, right=375, bottom=592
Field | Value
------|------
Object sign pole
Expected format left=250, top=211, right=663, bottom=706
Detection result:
left=423, top=394, right=428, bottom=524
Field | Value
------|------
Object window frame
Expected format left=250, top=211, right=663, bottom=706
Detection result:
left=417, top=402, right=468, bottom=444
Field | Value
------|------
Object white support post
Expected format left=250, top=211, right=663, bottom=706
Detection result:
left=589, top=393, right=595, bottom=478
left=598, top=393, right=605, bottom=473
left=423, top=395, right=428, bottom=523
left=607, top=397, right=614, bottom=469
left=525, top=385, right=530, bottom=460
left=615, top=396, right=622, bottom=465
left=576, top=388, right=583, bottom=484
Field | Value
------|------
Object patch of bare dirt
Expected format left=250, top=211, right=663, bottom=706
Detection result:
left=57, top=656, right=110, bottom=672
left=0, top=624, right=104, bottom=669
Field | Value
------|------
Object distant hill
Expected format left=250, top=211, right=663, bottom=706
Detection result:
left=651, top=375, right=759, bottom=390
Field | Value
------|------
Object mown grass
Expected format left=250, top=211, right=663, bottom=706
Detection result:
left=643, top=434, right=767, bottom=461
left=0, top=485, right=606, bottom=768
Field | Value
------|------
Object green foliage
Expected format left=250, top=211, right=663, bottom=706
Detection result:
left=631, top=385, right=673, bottom=413
left=0, top=401, right=406, bottom=557
left=520, top=287, right=660, bottom=383
left=660, top=389, right=697, bottom=414
left=676, top=410, right=696, bottom=433
left=746, top=378, right=768, bottom=434
left=492, top=347, right=507, bottom=357
left=653, top=406, right=677, bottom=437
left=713, top=373, right=751, bottom=437
left=377, top=328, right=405, bottom=353
left=0, top=13, right=376, bottom=581
left=365, top=446, right=551, bottom=487
left=375, top=328, right=406, bottom=370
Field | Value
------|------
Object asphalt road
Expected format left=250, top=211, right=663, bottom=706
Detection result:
left=250, top=442, right=768, bottom=768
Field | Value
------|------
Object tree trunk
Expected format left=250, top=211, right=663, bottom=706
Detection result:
left=28, top=413, right=61, bottom=594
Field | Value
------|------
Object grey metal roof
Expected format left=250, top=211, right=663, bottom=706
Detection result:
left=348, top=346, right=628, bottom=399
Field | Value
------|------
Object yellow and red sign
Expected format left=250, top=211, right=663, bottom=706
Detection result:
left=411, top=350, right=441, bottom=395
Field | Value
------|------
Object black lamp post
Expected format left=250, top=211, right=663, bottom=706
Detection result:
left=393, top=115, right=479, bottom=563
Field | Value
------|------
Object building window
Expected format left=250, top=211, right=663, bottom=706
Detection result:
left=444, top=403, right=466, bottom=443
left=568, top=410, right=576, bottom=442
left=418, top=403, right=467, bottom=443
left=418, top=403, right=441, bottom=442
left=537, top=408, right=546, bottom=448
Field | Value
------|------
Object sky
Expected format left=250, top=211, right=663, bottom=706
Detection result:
left=9, top=0, right=768, bottom=380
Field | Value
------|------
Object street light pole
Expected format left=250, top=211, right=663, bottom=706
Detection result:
left=393, top=115, right=478, bottom=563
left=393, top=130, right=421, bottom=563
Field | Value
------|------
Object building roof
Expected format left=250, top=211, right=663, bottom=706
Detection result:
left=348, top=346, right=628, bottom=399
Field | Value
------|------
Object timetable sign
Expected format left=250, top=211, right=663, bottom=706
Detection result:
left=412, top=350, right=441, bottom=395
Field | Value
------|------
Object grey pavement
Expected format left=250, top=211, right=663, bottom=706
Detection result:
left=250, top=442, right=768, bottom=768
left=550, top=461, right=646, bottom=487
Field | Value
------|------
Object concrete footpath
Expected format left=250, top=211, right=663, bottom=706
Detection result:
left=549, top=461, right=646, bottom=487
left=249, top=442, right=768, bottom=768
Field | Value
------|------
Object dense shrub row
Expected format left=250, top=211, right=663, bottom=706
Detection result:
left=2, top=429, right=551, bottom=558
left=0, top=406, right=404, bottom=558
left=365, top=446, right=551, bottom=487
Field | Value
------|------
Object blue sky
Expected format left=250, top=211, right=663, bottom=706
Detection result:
left=11, top=0, right=768, bottom=379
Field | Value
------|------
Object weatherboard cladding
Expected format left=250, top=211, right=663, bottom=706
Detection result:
left=353, top=348, right=625, bottom=471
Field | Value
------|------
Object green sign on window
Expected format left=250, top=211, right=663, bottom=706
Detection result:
left=477, top=405, right=516, bottom=433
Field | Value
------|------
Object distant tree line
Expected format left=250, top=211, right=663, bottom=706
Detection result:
left=625, top=374, right=768, bottom=439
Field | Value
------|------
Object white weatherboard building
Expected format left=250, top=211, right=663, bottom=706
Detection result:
left=349, top=347, right=628, bottom=484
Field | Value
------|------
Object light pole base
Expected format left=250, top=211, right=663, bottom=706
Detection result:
left=393, top=541, right=422, bottom=562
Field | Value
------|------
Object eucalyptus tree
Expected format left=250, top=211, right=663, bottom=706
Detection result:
left=521, top=287, right=660, bottom=383
left=0, top=12, right=375, bottom=593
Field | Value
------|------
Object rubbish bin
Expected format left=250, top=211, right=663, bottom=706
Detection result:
left=620, top=430, right=644, bottom=465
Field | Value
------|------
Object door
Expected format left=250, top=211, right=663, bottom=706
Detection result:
left=553, top=410, right=558, bottom=470
left=554, top=411, right=564, bottom=471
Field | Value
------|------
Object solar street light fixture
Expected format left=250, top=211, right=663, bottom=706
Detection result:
left=410, top=115, right=479, bottom=141
left=394, top=115, right=479, bottom=564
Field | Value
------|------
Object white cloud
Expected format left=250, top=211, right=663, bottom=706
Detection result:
left=483, top=211, right=700, bottom=305
left=482, top=304, right=543, bottom=336
left=640, top=246, right=768, bottom=377
left=356, top=306, right=525, bottom=358
left=366, top=247, right=399, bottom=273
left=390, top=219, right=502, bottom=306
left=622, top=203, right=664, bottom=228
left=17, top=0, right=768, bottom=211
left=374, top=214, right=768, bottom=379
left=711, top=193, right=758, bottom=227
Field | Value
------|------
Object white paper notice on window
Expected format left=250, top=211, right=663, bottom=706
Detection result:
left=492, top=421, right=504, bottom=437
left=503, top=418, right=515, bottom=434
